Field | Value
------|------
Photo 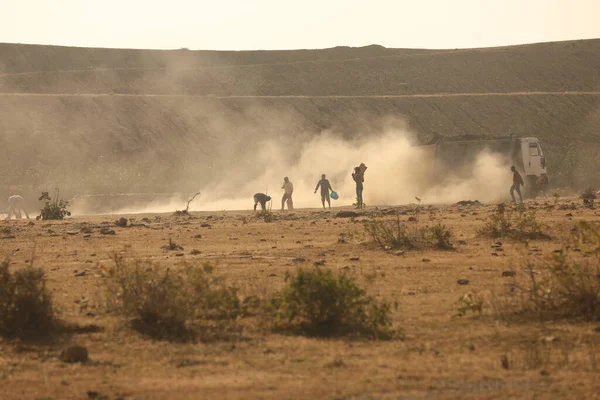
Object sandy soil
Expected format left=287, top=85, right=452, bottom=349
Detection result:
left=0, top=199, right=599, bottom=400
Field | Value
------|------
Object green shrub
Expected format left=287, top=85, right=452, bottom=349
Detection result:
left=479, top=205, right=550, bottom=241
left=0, top=260, right=55, bottom=338
left=105, top=256, right=241, bottom=340
left=268, top=268, right=397, bottom=339
left=37, top=191, right=71, bottom=220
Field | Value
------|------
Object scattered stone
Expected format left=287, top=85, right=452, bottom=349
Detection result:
left=325, top=359, right=346, bottom=368
left=491, top=252, right=499, bottom=256
left=74, top=271, right=87, bottom=277
left=393, top=250, right=405, bottom=256
left=501, top=271, right=516, bottom=277
left=455, top=200, right=482, bottom=207
left=59, top=345, right=88, bottom=363
left=422, top=258, right=430, bottom=262
left=115, top=217, right=128, bottom=227
left=457, top=279, right=469, bottom=285
left=349, top=257, right=360, bottom=261
left=175, top=253, right=184, bottom=257
left=541, top=336, right=559, bottom=343
left=407, top=217, right=417, bottom=222
left=335, top=211, right=361, bottom=218
left=200, top=223, right=212, bottom=228
left=190, top=249, right=201, bottom=255
left=593, top=327, right=600, bottom=333
left=540, top=370, right=550, bottom=376
left=99, top=228, right=116, bottom=235
left=66, top=230, right=79, bottom=235
left=292, top=257, right=306, bottom=263
left=458, top=240, right=467, bottom=245
left=87, top=391, right=109, bottom=400
left=268, top=273, right=277, bottom=277
left=500, top=355, right=510, bottom=370
left=313, top=260, right=326, bottom=266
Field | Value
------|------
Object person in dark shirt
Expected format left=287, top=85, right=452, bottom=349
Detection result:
left=510, top=166, right=524, bottom=204
left=253, top=193, right=272, bottom=211
left=352, top=165, right=365, bottom=209
left=314, top=174, right=334, bottom=209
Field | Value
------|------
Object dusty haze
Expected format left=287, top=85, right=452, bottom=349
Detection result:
left=98, top=128, right=511, bottom=214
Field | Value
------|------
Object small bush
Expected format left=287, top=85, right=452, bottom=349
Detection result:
left=37, top=191, right=71, bottom=220
left=105, top=256, right=241, bottom=340
left=581, top=187, right=597, bottom=206
left=364, top=217, right=454, bottom=250
left=267, top=268, right=397, bottom=339
left=457, top=292, right=485, bottom=317
left=0, top=260, right=55, bottom=338
left=499, top=221, right=600, bottom=321
left=162, top=238, right=183, bottom=251
left=364, top=217, right=415, bottom=250
left=479, top=205, right=550, bottom=241
left=423, top=223, right=454, bottom=250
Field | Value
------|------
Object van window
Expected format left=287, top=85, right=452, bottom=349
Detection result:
left=529, top=143, right=540, bottom=156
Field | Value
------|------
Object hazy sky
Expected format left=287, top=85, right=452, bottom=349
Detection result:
left=2, top=0, right=599, bottom=50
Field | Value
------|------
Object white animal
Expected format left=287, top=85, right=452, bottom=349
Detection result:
left=6, top=195, right=29, bottom=220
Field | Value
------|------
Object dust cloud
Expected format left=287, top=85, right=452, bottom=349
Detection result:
left=109, top=129, right=512, bottom=214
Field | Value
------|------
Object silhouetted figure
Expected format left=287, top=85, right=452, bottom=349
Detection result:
left=510, top=166, right=524, bottom=203
left=314, top=174, right=334, bottom=209
left=352, top=163, right=367, bottom=209
left=253, top=193, right=272, bottom=211
left=6, top=195, right=29, bottom=220
left=281, top=177, right=294, bottom=210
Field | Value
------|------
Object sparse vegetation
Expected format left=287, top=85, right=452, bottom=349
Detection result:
left=267, top=268, right=398, bottom=339
left=581, top=187, right=597, bottom=206
left=162, top=238, right=184, bottom=251
left=479, top=204, right=550, bottom=241
left=363, top=216, right=454, bottom=250
left=260, top=210, right=275, bottom=223
left=174, top=192, right=201, bottom=216
left=37, top=190, right=71, bottom=220
left=498, top=221, right=600, bottom=321
left=0, top=260, right=56, bottom=338
left=105, top=255, right=241, bottom=340
left=457, top=292, right=485, bottom=317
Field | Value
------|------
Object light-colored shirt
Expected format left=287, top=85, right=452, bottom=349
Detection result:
left=283, top=181, right=294, bottom=194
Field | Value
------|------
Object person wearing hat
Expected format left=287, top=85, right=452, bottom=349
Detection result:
left=281, top=176, right=294, bottom=210
left=314, top=174, right=334, bottom=209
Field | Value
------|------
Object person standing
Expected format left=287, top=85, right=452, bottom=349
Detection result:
left=314, top=174, right=334, bottom=209
left=352, top=164, right=366, bottom=209
left=510, top=165, right=524, bottom=203
left=281, top=176, right=294, bottom=210
left=6, top=195, right=29, bottom=220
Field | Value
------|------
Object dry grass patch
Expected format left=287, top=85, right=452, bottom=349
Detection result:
left=105, top=255, right=242, bottom=341
left=363, top=216, right=454, bottom=251
left=0, top=260, right=56, bottom=338
left=479, top=204, right=551, bottom=241
left=496, top=221, right=600, bottom=321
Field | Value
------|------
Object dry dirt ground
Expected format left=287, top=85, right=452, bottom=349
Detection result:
left=1, top=198, right=599, bottom=400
